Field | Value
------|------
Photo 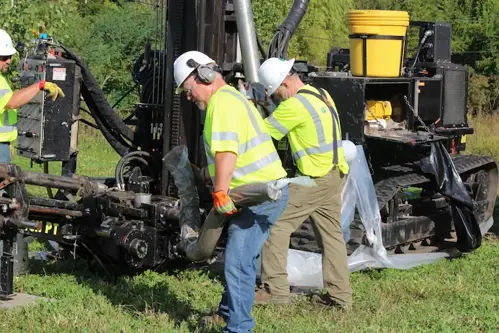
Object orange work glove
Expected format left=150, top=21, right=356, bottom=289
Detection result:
left=211, top=190, right=238, bottom=216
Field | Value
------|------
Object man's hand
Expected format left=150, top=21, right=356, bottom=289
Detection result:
left=211, top=190, right=238, bottom=216
left=42, top=82, right=65, bottom=101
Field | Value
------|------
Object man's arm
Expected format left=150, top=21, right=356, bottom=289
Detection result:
left=6, top=82, right=41, bottom=109
left=213, top=151, right=237, bottom=192
left=6, top=80, right=65, bottom=109
left=264, top=99, right=302, bottom=140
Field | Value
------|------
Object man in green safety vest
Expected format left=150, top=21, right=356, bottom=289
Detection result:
left=173, top=50, right=289, bottom=333
left=0, top=29, right=65, bottom=163
left=255, top=57, right=352, bottom=310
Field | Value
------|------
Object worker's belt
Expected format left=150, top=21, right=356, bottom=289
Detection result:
left=296, top=165, right=337, bottom=179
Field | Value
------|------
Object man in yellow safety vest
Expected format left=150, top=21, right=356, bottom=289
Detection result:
left=174, top=50, right=289, bottom=332
left=0, top=29, right=64, bottom=163
left=255, top=57, right=352, bottom=310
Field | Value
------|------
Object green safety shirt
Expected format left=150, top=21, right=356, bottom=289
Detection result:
left=0, top=73, right=17, bottom=143
left=264, top=84, right=349, bottom=177
left=204, top=85, right=287, bottom=189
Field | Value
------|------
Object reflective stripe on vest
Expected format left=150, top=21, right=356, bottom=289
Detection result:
left=266, top=115, right=288, bottom=136
left=204, top=89, right=280, bottom=182
left=0, top=89, right=10, bottom=99
left=0, top=109, right=16, bottom=133
left=0, top=88, right=16, bottom=134
left=292, top=92, right=342, bottom=165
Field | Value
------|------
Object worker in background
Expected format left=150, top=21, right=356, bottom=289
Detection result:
left=0, top=29, right=64, bottom=163
left=174, top=50, right=289, bottom=333
left=255, top=57, right=352, bottom=310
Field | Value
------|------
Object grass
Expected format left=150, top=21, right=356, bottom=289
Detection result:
left=467, top=114, right=499, bottom=162
left=2, top=117, right=499, bottom=333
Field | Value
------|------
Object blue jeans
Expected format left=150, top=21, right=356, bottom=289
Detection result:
left=0, top=143, right=10, bottom=163
left=217, top=184, right=289, bottom=333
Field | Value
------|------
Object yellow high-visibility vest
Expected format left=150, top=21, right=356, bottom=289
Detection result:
left=0, top=74, right=17, bottom=143
left=204, top=85, right=287, bottom=189
left=265, top=84, right=349, bottom=177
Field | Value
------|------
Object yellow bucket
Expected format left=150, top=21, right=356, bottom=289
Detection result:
left=347, top=10, right=410, bottom=77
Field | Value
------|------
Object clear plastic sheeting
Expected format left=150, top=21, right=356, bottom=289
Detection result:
left=282, top=145, right=450, bottom=289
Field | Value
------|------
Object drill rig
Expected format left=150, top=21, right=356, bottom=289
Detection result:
left=0, top=0, right=497, bottom=299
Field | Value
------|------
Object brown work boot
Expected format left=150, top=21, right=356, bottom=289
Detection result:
left=310, top=293, right=352, bottom=311
left=254, top=288, right=291, bottom=305
left=199, top=313, right=226, bottom=328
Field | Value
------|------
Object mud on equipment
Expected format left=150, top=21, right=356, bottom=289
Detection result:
left=347, top=10, right=409, bottom=77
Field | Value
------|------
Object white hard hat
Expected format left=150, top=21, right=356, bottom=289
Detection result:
left=342, top=140, right=358, bottom=164
left=0, top=29, right=16, bottom=57
left=258, top=57, right=295, bottom=95
left=174, top=50, right=216, bottom=94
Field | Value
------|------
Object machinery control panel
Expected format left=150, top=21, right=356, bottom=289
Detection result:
left=16, top=55, right=82, bottom=162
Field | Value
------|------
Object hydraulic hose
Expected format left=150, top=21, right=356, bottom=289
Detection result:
left=267, top=0, right=310, bottom=59
left=280, top=0, right=309, bottom=35
left=58, top=44, right=135, bottom=143
left=115, top=151, right=155, bottom=190
left=89, top=102, right=131, bottom=156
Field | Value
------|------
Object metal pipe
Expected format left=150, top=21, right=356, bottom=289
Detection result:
left=23, top=171, right=82, bottom=191
left=233, top=0, right=261, bottom=84
left=29, top=197, right=83, bottom=211
left=0, top=164, right=107, bottom=196
left=28, top=205, right=84, bottom=218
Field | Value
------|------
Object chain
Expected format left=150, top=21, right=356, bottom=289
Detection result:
left=403, top=95, right=433, bottom=133
left=364, top=102, right=385, bottom=131
left=367, top=153, right=374, bottom=175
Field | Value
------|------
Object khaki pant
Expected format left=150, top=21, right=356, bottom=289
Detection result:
left=260, top=168, right=352, bottom=306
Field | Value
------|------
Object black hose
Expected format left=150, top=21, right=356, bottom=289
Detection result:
left=89, top=102, right=130, bottom=156
left=118, top=156, right=152, bottom=188
left=58, top=44, right=135, bottom=143
left=115, top=151, right=154, bottom=189
left=278, top=0, right=309, bottom=36
left=267, top=0, right=310, bottom=59
left=255, top=31, right=267, bottom=60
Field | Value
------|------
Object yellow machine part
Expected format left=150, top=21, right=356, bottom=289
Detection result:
left=365, top=100, right=392, bottom=121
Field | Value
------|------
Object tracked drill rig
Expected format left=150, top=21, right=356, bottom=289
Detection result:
left=0, top=0, right=497, bottom=299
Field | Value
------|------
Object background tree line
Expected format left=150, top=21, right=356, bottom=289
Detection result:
left=1, top=0, right=498, bottom=116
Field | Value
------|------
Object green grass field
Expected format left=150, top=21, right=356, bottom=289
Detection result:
left=2, top=121, right=499, bottom=333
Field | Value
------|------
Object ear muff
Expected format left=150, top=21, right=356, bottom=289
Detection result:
left=187, top=58, right=215, bottom=84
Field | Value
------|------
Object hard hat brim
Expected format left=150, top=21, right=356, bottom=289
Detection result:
left=0, top=46, right=16, bottom=57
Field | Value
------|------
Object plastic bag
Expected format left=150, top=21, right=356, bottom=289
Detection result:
left=281, top=145, right=449, bottom=288
left=162, top=145, right=201, bottom=239
left=420, top=141, right=482, bottom=252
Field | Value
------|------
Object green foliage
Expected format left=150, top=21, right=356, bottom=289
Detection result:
left=63, top=2, right=155, bottom=113
left=253, top=0, right=351, bottom=66
left=1, top=0, right=499, bottom=115
left=0, top=0, right=155, bottom=114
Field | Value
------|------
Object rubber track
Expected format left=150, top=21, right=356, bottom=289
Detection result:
left=374, top=154, right=497, bottom=211
left=289, top=154, right=497, bottom=253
